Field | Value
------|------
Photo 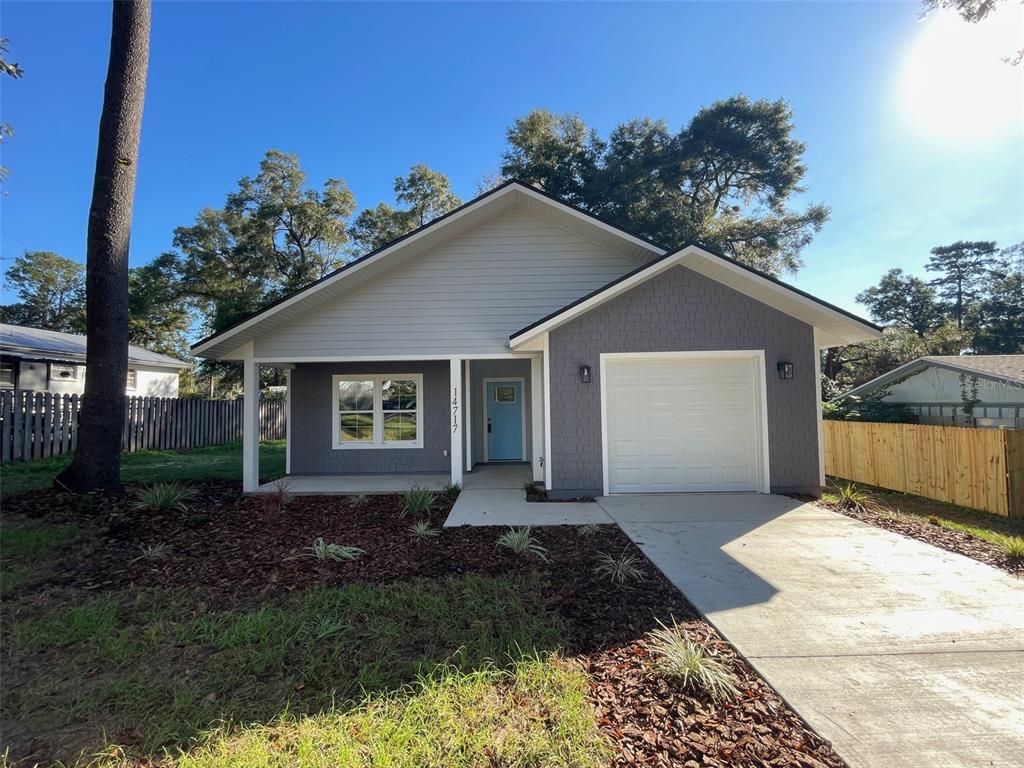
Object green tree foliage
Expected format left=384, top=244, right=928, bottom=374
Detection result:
left=173, top=149, right=355, bottom=335
left=0, top=251, right=86, bottom=331
left=349, top=164, right=462, bottom=252
left=500, top=97, right=829, bottom=276
left=925, top=240, right=999, bottom=328
left=0, top=37, right=23, bottom=181
left=973, top=243, right=1024, bottom=353
left=127, top=253, right=190, bottom=357
left=855, top=268, right=944, bottom=338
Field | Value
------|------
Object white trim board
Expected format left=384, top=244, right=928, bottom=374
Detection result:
left=252, top=353, right=540, bottom=364
left=598, top=350, right=771, bottom=496
left=481, top=377, right=528, bottom=462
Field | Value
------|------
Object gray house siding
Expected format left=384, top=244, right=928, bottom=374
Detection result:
left=468, top=358, right=533, bottom=466
left=548, top=266, right=819, bottom=498
left=254, top=208, right=642, bottom=359
left=290, top=361, right=451, bottom=475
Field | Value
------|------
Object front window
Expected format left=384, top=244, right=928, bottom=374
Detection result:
left=126, top=368, right=138, bottom=390
left=0, top=361, right=14, bottom=389
left=333, top=374, right=422, bottom=449
left=50, top=363, right=79, bottom=382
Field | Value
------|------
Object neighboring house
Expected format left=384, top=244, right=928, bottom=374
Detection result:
left=0, top=324, right=189, bottom=397
left=192, top=181, right=881, bottom=497
left=838, top=355, right=1024, bottom=429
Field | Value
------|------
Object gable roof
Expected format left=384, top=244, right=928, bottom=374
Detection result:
left=191, top=180, right=666, bottom=359
left=840, top=355, right=1024, bottom=400
left=508, top=244, right=883, bottom=349
left=0, top=324, right=190, bottom=370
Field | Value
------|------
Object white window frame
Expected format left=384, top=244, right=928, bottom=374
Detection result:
left=0, top=361, right=15, bottom=389
left=332, top=373, right=424, bottom=450
left=50, top=362, right=79, bottom=382
left=126, top=368, right=138, bottom=391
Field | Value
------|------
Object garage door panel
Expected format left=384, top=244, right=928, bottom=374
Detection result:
left=604, top=355, right=763, bottom=494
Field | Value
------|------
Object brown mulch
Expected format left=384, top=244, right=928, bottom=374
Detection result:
left=825, top=503, right=1023, bottom=576
left=3, top=483, right=846, bottom=766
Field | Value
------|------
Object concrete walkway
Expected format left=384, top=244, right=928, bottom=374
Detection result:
left=599, top=493, right=1024, bottom=768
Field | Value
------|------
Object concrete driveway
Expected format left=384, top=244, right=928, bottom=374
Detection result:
left=596, top=493, right=1024, bottom=768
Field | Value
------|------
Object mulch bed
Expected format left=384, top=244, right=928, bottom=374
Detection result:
left=825, top=503, right=1023, bottom=576
left=3, top=484, right=846, bottom=766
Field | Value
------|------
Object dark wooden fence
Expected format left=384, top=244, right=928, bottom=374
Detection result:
left=0, top=390, right=286, bottom=462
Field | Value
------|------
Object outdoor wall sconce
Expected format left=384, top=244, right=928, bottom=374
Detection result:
left=777, top=361, right=794, bottom=380
left=579, top=364, right=592, bottom=384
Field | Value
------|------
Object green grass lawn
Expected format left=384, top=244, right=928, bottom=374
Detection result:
left=2, top=574, right=609, bottom=767
left=824, top=476, right=1024, bottom=548
left=0, top=440, right=285, bottom=497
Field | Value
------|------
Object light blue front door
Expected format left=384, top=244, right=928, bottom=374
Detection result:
left=486, top=380, right=523, bottom=461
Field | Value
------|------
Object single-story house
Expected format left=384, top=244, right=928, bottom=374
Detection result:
left=192, top=180, right=881, bottom=497
left=838, top=355, right=1024, bottom=429
left=0, top=324, right=190, bottom=397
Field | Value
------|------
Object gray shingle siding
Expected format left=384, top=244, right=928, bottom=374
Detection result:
left=548, top=266, right=819, bottom=497
left=290, top=361, right=451, bottom=474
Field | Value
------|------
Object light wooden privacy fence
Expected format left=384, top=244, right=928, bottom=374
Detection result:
left=0, top=391, right=286, bottom=463
left=824, top=420, right=1024, bottom=518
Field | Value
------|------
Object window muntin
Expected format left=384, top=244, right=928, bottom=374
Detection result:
left=333, top=374, right=422, bottom=449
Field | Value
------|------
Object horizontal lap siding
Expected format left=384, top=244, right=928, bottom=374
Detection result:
left=254, top=210, right=640, bottom=358
left=549, top=266, right=818, bottom=495
left=289, top=361, right=450, bottom=474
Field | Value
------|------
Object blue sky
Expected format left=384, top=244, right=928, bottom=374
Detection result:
left=2, top=1, right=1022, bottom=318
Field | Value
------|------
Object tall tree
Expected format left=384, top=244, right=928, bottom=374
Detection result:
left=348, top=164, right=462, bottom=252
left=0, top=251, right=86, bottom=331
left=56, top=0, right=150, bottom=494
left=0, top=37, right=24, bottom=180
left=925, top=240, right=999, bottom=328
left=855, top=268, right=944, bottom=338
left=972, top=242, right=1024, bottom=353
left=174, top=150, right=355, bottom=336
left=127, top=253, right=190, bottom=357
left=500, top=97, right=828, bottom=276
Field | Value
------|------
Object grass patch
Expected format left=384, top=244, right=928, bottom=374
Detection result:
left=0, top=440, right=285, bottom=497
left=3, top=575, right=566, bottom=761
left=0, top=520, right=79, bottom=594
left=825, top=476, right=1024, bottom=538
left=170, top=655, right=610, bottom=768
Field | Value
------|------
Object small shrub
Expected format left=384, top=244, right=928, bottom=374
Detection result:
left=646, top=620, right=740, bottom=702
left=927, top=514, right=941, bottom=526
left=130, top=543, right=171, bottom=563
left=523, top=481, right=546, bottom=501
left=349, top=493, right=369, bottom=508
left=293, top=537, right=365, bottom=562
left=260, top=477, right=293, bottom=522
left=408, top=520, right=441, bottom=540
left=495, top=527, right=548, bottom=562
left=594, top=549, right=646, bottom=585
left=441, top=481, right=462, bottom=499
left=576, top=523, right=603, bottom=538
left=402, top=486, right=435, bottom=517
left=992, top=533, right=1024, bottom=561
left=131, top=482, right=195, bottom=513
left=827, top=481, right=880, bottom=514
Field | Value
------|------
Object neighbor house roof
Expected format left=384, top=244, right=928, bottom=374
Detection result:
left=508, top=244, right=883, bottom=349
left=0, top=324, right=190, bottom=370
left=191, top=179, right=881, bottom=358
left=839, top=355, right=1024, bottom=400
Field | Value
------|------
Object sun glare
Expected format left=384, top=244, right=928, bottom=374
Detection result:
left=898, top=4, right=1023, bottom=140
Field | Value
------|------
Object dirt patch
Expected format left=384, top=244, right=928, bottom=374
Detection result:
left=2, top=484, right=845, bottom=766
left=826, top=503, right=1022, bottom=576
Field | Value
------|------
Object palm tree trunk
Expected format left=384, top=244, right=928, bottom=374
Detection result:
left=56, top=0, right=150, bottom=493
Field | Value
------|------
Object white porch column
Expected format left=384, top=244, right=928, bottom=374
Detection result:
left=542, top=334, right=552, bottom=490
left=813, top=329, right=825, bottom=488
left=531, top=355, right=544, bottom=482
left=464, top=359, right=473, bottom=473
left=450, top=358, right=463, bottom=485
left=242, top=342, right=260, bottom=492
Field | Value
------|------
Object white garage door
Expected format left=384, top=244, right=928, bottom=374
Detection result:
left=603, top=354, right=765, bottom=494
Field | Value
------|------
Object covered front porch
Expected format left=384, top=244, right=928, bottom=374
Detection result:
left=240, top=349, right=547, bottom=494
